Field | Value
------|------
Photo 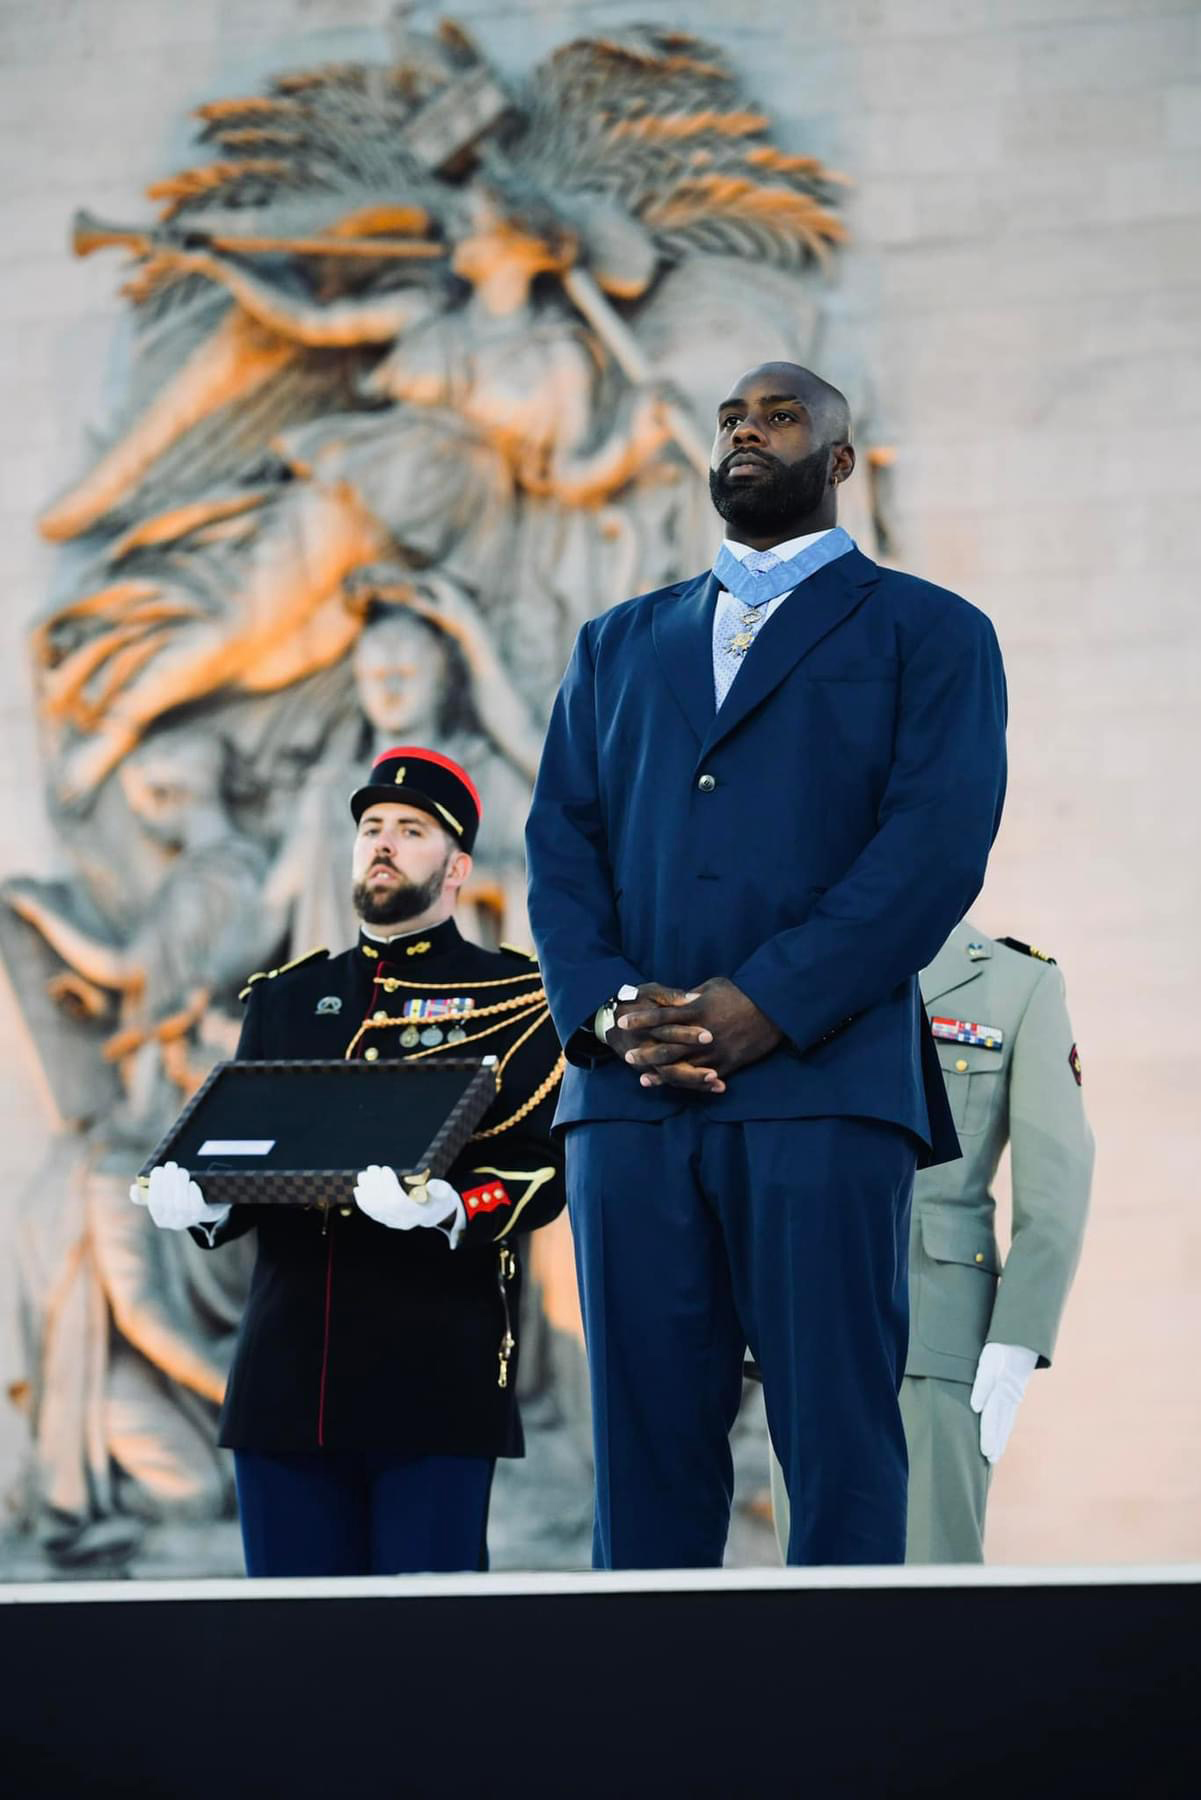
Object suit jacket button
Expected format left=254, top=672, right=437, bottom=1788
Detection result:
left=697, top=773, right=717, bottom=793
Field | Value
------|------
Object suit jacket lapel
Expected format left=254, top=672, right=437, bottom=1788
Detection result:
left=651, top=572, right=718, bottom=745
left=700, top=547, right=879, bottom=758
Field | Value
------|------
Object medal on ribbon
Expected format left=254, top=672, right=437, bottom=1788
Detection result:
left=400, top=995, right=475, bottom=1048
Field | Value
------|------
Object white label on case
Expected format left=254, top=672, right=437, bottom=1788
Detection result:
left=197, top=1139, right=276, bottom=1156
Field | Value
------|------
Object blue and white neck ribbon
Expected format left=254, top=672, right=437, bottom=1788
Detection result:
left=713, top=526, right=854, bottom=605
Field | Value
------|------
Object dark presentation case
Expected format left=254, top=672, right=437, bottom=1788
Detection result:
left=135, top=1056, right=498, bottom=1209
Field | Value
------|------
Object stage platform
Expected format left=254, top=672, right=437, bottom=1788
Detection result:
left=2, top=1563, right=1196, bottom=1797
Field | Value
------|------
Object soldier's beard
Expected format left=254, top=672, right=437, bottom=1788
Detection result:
left=709, top=443, right=831, bottom=536
left=353, top=859, right=447, bottom=926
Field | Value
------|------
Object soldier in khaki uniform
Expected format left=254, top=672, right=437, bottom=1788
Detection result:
left=768, top=919, right=1093, bottom=1561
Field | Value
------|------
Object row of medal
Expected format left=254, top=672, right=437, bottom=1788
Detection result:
left=396, top=994, right=476, bottom=1049
left=930, top=1015, right=1004, bottom=1051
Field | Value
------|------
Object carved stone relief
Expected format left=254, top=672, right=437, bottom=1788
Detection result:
left=2, top=14, right=871, bottom=1564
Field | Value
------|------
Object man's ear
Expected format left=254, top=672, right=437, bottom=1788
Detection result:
left=832, top=443, right=856, bottom=485
left=446, top=849, right=473, bottom=895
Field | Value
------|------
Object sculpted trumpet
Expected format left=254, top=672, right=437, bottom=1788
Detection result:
left=70, top=207, right=446, bottom=263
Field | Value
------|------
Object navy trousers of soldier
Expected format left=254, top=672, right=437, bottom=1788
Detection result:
left=233, top=1449, right=495, bottom=1578
left=567, top=1113, right=915, bottom=1568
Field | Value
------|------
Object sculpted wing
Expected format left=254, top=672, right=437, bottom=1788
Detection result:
left=511, top=26, right=847, bottom=272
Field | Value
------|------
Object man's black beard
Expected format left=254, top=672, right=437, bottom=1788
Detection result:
left=352, top=860, right=446, bottom=926
left=709, top=442, right=830, bottom=536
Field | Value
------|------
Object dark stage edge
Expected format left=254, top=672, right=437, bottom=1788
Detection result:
left=2, top=1564, right=1197, bottom=1798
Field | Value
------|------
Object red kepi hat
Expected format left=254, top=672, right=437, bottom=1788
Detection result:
left=349, top=746, right=482, bottom=853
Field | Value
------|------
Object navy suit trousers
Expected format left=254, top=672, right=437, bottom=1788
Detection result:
left=566, top=1114, right=915, bottom=1568
left=233, top=1449, right=495, bottom=1577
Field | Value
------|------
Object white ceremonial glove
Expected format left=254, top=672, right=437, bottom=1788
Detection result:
left=130, top=1162, right=231, bottom=1235
left=970, top=1342, right=1039, bottom=1465
left=353, top=1166, right=466, bottom=1248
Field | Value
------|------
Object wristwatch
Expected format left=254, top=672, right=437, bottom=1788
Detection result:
left=594, top=984, right=639, bottom=1044
left=594, top=998, right=620, bottom=1043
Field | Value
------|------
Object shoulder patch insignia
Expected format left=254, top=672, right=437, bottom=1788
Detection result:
left=499, top=942, right=539, bottom=964
left=1069, top=1043, right=1082, bottom=1086
left=998, top=936, right=1057, bottom=964
left=239, top=945, right=329, bottom=1002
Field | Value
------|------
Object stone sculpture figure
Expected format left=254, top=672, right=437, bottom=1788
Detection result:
left=5, top=16, right=870, bottom=1565
left=3, top=731, right=279, bottom=1560
left=266, top=567, right=539, bottom=952
left=34, top=22, right=850, bottom=812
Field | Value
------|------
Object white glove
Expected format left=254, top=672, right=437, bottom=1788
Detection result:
left=130, top=1162, right=231, bottom=1235
left=970, top=1342, right=1039, bottom=1464
left=353, top=1166, right=466, bottom=1247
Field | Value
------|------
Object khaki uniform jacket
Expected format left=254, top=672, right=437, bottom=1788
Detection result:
left=907, top=921, right=1093, bottom=1384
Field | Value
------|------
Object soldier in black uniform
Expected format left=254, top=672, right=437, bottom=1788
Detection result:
left=132, top=747, right=565, bottom=1576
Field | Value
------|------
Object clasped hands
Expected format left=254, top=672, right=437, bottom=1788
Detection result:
left=131, top=1161, right=465, bottom=1245
left=605, top=977, right=783, bottom=1094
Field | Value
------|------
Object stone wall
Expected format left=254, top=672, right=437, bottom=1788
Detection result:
left=1, top=0, right=1198, bottom=1563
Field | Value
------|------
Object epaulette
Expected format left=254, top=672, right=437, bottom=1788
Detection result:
left=499, top=942, right=539, bottom=965
left=998, top=936, right=1057, bottom=965
left=239, top=946, right=329, bottom=1002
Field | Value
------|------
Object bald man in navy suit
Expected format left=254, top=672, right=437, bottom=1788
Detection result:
left=526, top=363, right=1007, bottom=1568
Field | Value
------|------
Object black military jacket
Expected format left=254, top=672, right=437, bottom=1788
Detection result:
left=200, top=917, right=565, bottom=1457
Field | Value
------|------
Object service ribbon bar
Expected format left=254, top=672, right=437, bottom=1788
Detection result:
left=930, top=1016, right=1004, bottom=1051
left=401, top=996, right=477, bottom=1022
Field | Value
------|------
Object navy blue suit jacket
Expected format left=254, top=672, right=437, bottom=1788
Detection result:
left=525, top=546, right=1007, bottom=1164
